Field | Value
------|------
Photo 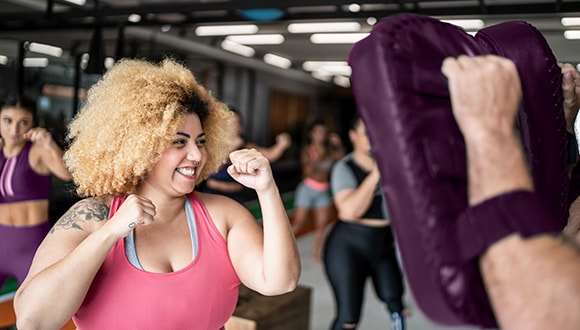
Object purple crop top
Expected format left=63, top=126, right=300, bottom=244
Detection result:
left=0, top=141, right=51, bottom=203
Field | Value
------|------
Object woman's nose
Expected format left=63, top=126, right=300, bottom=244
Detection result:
left=7, top=124, right=17, bottom=135
left=186, top=145, right=202, bottom=161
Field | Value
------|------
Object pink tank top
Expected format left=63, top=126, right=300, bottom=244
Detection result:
left=73, top=193, right=240, bottom=330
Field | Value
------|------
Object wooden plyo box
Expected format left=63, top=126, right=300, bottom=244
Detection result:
left=225, top=285, right=311, bottom=330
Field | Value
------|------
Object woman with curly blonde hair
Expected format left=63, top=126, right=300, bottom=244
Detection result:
left=14, top=58, right=300, bottom=330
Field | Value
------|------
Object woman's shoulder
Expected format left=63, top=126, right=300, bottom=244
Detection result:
left=52, top=197, right=111, bottom=233
left=194, top=191, right=253, bottom=236
left=333, top=153, right=353, bottom=166
left=196, top=191, right=247, bottom=213
left=65, top=197, right=111, bottom=222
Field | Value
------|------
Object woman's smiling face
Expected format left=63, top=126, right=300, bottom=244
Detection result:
left=145, top=113, right=208, bottom=196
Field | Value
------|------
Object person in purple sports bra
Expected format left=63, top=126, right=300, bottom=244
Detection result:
left=0, top=95, right=71, bottom=306
left=13, top=58, right=300, bottom=330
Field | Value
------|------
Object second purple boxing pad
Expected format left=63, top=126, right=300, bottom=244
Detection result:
left=349, top=14, right=566, bottom=328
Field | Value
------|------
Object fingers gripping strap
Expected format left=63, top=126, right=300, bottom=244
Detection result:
left=453, top=190, right=561, bottom=262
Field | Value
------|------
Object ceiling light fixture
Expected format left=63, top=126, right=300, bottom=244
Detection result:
left=311, top=70, right=332, bottom=82
left=562, top=17, right=580, bottom=26
left=27, top=42, right=63, bottom=57
left=302, top=61, right=349, bottom=72
left=226, top=34, right=285, bottom=45
left=263, top=53, right=292, bottom=69
left=333, top=75, right=351, bottom=88
left=196, top=24, right=259, bottom=36
left=310, top=33, right=369, bottom=44
left=324, top=65, right=352, bottom=76
left=441, top=19, right=484, bottom=30
left=220, top=40, right=255, bottom=57
left=63, top=0, right=86, bottom=5
left=564, top=30, right=580, bottom=40
left=347, top=3, right=361, bottom=13
left=0, top=55, right=7, bottom=65
left=366, top=17, right=377, bottom=26
left=23, top=58, right=49, bottom=68
left=128, top=14, right=142, bottom=23
left=288, top=22, right=361, bottom=33
left=104, top=57, right=115, bottom=70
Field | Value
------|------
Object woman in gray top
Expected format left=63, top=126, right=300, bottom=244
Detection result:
left=323, top=114, right=406, bottom=330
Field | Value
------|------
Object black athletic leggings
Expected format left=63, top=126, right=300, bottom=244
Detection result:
left=323, top=220, right=405, bottom=329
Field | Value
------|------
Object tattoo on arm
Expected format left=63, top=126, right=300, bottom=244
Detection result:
left=50, top=198, right=109, bottom=234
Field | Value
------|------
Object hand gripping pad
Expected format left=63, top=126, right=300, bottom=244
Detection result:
left=349, top=14, right=567, bottom=328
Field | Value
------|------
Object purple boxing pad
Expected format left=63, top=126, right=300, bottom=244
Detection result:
left=475, top=21, right=569, bottom=229
left=349, top=14, right=566, bottom=328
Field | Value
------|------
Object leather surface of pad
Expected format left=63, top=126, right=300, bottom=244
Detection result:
left=349, top=14, right=566, bottom=328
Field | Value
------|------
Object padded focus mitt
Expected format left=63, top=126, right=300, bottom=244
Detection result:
left=349, top=14, right=567, bottom=328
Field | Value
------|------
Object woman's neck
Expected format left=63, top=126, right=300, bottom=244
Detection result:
left=136, top=185, right=188, bottom=223
left=2, top=141, right=26, bottom=158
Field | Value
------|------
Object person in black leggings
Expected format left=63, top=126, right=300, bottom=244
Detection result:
left=324, top=114, right=406, bottom=330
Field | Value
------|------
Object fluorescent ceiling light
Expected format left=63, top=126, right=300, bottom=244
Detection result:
left=288, top=22, right=361, bottom=33
left=27, top=42, right=63, bottom=57
left=226, top=34, right=284, bottom=45
left=128, top=14, right=142, bottom=23
left=321, top=64, right=351, bottom=76
left=0, top=55, right=7, bottom=65
left=562, top=17, right=580, bottom=26
left=263, top=53, right=292, bottom=69
left=367, top=17, right=377, bottom=26
left=441, top=19, right=484, bottom=30
left=220, top=40, right=255, bottom=57
left=63, top=0, right=86, bottom=5
left=333, top=75, right=351, bottom=88
left=347, top=3, right=361, bottom=13
left=196, top=24, right=258, bottom=36
left=310, top=33, right=369, bottom=44
left=304, top=61, right=352, bottom=77
left=311, top=70, right=332, bottom=82
left=23, top=58, right=49, bottom=68
left=302, top=61, right=348, bottom=72
left=564, top=30, right=580, bottom=40
left=104, top=57, right=115, bottom=70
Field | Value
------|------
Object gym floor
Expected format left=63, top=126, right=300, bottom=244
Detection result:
left=296, top=231, right=485, bottom=330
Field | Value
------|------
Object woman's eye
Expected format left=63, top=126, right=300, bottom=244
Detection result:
left=172, top=139, right=187, bottom=146
left=196, top=139, right=206, bottom=147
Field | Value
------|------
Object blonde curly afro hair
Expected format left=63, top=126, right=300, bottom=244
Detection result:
left=65, top=58, right=233, bottom=197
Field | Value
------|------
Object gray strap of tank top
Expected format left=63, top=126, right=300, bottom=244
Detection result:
left=124, top=198, right=198, bottom=270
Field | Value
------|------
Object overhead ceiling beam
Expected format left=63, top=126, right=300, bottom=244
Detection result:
left=2, top=0, right=580, bottom=32
left=2, top=1, right=580, bottom=32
